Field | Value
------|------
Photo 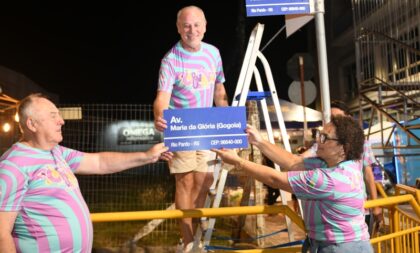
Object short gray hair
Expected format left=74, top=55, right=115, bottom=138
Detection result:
left=176, top=5, right=206, bottom=24
left=17, top=93, right=48, bottom=126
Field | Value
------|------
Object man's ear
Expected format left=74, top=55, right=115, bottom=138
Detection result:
left=26, top=118, right=37, bottom=132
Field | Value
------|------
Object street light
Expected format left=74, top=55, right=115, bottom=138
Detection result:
left=2, top=122, right=11, bottom=133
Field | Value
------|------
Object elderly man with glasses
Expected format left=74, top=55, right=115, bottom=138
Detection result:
left=212, top=115, right=373, bottom=253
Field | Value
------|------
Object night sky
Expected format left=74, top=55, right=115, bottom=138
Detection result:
left=0, top=1, right=309, bottom=104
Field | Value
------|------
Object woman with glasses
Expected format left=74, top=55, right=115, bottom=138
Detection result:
left=301, top=101, right=382, bottom=232
left=212, top=115, right=373, bottom=253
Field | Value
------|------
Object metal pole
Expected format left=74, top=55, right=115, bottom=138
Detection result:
left=314, top=0, right=331, bottom=124
left=299, top=56, right=308, bottom=144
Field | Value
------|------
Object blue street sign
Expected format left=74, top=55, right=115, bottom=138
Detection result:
left=245, top=0, right=311, bottom=17
left=163, top=107, right=248, bottom=151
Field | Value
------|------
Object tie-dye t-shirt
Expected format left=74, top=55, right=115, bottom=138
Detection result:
left=300, top=140, right=376, bottom=201
left=0, top=143, right=92, bottom=253
left=158, top=41, right=225, bottom=109
left=361, top=140, right=376, bottom=170
left=288, top=158, right=369, bottom=243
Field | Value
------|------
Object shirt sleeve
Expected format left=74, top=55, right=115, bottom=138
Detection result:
left=0, top=161, right=27, bottom=211
left=158, top=58, right=176, bottom=93
left=362, top=140, right=376, bottom=167
left=215, top=50, right=225, bottom=84
left=288, top=168, right=336, bottom=200
left=288, top=158, right=335, bottom=200
left=57, top=146, right=84, bottom=172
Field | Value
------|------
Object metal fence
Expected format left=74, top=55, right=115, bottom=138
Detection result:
left=57, top=104, right=179, bottom=249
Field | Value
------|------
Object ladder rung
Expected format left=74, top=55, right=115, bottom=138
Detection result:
left=235, top=91, right=272, bottom=101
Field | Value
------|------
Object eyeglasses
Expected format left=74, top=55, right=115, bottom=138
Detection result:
left=315, top=130, right=340, bottom=144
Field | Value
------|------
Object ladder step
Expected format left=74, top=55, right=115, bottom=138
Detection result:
left=235, top=91, right=272, bottom=101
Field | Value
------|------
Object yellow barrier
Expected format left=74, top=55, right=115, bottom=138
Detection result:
left=367, top=184, right=420, bottom=253
left=91, top=204, right=306, bottom=232
left=364, top=194, right=420, bottom=218
left=90, top=184, right=420, bottom=252
left=394, top=184, right=420, bottom=204
left=376, top=182, right=388, bottom=198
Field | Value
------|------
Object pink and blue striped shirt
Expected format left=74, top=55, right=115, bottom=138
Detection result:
left=0, top=143, right=92, bottom=253
left=158, top=41, right=225, bottom=109
left=288, top=158, right=370, bottom=243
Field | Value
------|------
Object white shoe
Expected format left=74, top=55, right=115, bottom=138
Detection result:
left=176, top=245, right=183, bottom=253
left=209, top=188, right=217, bottom=196
left=184, top=241, right=204, bottom=253
left=184, top=242, right=194, bottom=253
left=175, top=239, right=184, bottom=253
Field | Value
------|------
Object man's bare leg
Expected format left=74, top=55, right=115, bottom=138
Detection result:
left=175, top=172, right=195, bottom=247
left=192, top=171, right=214, bottom=232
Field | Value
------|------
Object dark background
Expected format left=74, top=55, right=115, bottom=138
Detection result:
left=0, top=1, right=309, bottom=104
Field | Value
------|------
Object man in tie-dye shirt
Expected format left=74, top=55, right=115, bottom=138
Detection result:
left=0, top=93, right=170, bottom=253
left=153, top=5, right=228, bottom=252
left=213, top=116, right=373, bottom=253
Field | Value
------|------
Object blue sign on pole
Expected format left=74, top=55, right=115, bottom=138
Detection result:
left=245, top=0, right=311, bottom=17
left=163, top=107, right=248, bottom=152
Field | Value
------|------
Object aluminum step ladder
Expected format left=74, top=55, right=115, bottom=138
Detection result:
left=197, top=23, right=299, bottom=249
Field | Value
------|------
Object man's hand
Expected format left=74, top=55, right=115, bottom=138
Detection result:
left=160, top=151, right=173, bottom=162
left=372, top=207, right=383, bottom=223
left=154, top=116, right=167, bottom=132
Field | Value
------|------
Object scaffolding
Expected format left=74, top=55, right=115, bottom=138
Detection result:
left=351, top=0, right=420, bottom=185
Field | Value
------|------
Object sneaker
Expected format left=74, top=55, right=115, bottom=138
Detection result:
left=209, top=188, right=217, bottom=196
left=175, top=239, right=184, bottom=253
left=184, top=242, right=194, bottom=253
left=194, top=242, right=204, bottom=253
left=186, top=241, right=205, bottom=253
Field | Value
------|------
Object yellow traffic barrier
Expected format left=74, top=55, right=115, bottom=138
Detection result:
left=364, top=194, right=420, bottom=218
left=91, top=204, right=305, bottom=232
left=395, top=184, right=420, bottom=204
left=90, top=184, right=420, bottom=252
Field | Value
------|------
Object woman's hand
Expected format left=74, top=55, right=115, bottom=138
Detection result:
left=211, top=148, right=241, bottom=166
left=246, top=124, right=263, bottom=146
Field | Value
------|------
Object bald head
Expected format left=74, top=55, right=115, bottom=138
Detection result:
left=17, top=93, right=65, bottom=149
left=176, top=5, right=207, bottom=52
left=17, top=93, right=47, bottom=129
left=177, top=6, right=206, bottom=25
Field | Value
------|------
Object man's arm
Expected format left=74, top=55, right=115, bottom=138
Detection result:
left=364, top=165, right=382, bottom=221
left=153, top=91, right=171, bottom=132
left=0, top=211, right=18, bottom=253
left=363, top=140, right=383, bottom=221
left=75, top=143, right=168, bottom=175
left=214, top=83, right=229, bottom=107
left=246, top=125, right=305, bottom=171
